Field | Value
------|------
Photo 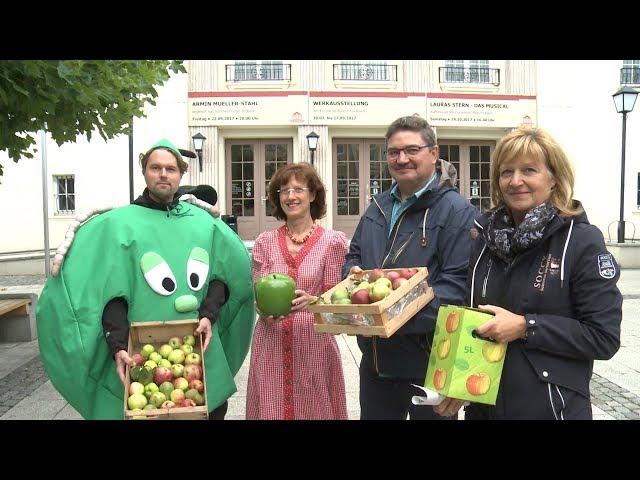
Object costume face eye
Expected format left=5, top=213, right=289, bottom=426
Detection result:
left=186, top=247, right=209, bottom=292
left=140, top=252, right=177, bottom=296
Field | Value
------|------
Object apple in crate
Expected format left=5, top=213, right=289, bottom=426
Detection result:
left=129, top=382, right=145, bottom=396
left=168, top=336, right=182, bottom=348
left=158, top=381, right=174, bottom=399
left=149, top=391, right=167, bottom=408
left=171, top=363, right=185, bottom=379
left=144, top=382, right=159, bottom=399
left=158, top=344, right=173, bottom=359
left=174, top=377, right=189, bottom=391
left=181, top=398, right=197, bottom=407
left=131, top=353, right=145, bottom=366
left=184, top=365, right=202, bottom=382
left=400, top=268, right=418, bottom=280
left=168, top=349, right=185, bottom=365
left=351, top=288, right=371, bottom=304
left=183, top=335, right=196, bottom=347
left=368, top=268, right=385, bottom=282
left=189, top=379, right=204, bottom=393
left=170, top=389, right=186, bottom=403
left=370, top=281, right=391, bottom=302
left=158, top=359, right=172, bottom=369
left=153, top=367, right=173, bottom=385
left=140, top=344, right=155, bottom=359
left=180, top=344, right=194, bottom=355
left=161, top=400, right=176, bottom=409
left=330, top=288, right=349, bottom=304
left=128, top=393, right=148, bottom=410
left=392, top=277, right=408, bottom=290
left=185, top=353, right=201, bottom=366
left=386, top=271, right=401, bottom=283
left=149, top=352, right=163, bottom=364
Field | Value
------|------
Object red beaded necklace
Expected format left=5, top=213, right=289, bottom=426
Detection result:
left=285, top=223, right=316, bottom=245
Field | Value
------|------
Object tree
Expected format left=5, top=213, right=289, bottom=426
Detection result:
left=0, top=60, right=186, bottom=178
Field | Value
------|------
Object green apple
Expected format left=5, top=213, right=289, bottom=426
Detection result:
left=374, top=277, right=392, bottom=290
left=170, top=363, right=185, bottom=378
left=370, top=282, right=391, bottom=302
left=168, top=349, right=186, bottom=365
left=168, top=336, right=182, bottom=349
left=182, top=335, right=196, bottom=347
left=159, top=381, right=174, bottom=399
left=149, top=391, right=167, bottom=408
left=179, top=344, right=193, bottom=355
left=127, top=393, right=147, bottom=410
left=144, top=382, right=159, bottom=399
left=149, top=352, right=163, bottom=364
left=255, top=273, right=296, bottom=317
left=140, top=344, right=155, bottom=360
left=330, top=288, right=350, bottom=304
left=158, top=344, right=173, bottom=359
left=143, top=360, right=157, bottom=370
left=158, top=359, right=172, bottom=369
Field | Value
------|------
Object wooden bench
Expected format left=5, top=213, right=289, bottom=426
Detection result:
left=0, top=299, right=31, bottom=317
left=0, top=294, right=38, bottom=342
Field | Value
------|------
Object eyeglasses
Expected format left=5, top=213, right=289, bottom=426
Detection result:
left=277, top=187, right=310, bottom=196
left=386, top=144, right=432, bottom=159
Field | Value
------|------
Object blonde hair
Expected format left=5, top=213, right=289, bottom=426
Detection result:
left=490, top=127, right=582, bottom=217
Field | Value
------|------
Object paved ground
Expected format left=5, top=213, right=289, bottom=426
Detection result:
left=1, top=270, right=639, bottom=420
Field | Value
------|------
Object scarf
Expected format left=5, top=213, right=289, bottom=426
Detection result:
left=484, top=202, right=557, bottom=264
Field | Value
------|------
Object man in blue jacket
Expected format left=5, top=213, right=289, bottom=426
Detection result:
left=343, top=115, right=477, bottom=420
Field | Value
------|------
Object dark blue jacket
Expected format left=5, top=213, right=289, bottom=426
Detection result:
left=465, top=204, right=622, bottom=420
left=342, top=160, right=478, bottom=379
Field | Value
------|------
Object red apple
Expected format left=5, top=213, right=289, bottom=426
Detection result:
left=400, top=268, right=418, bottom=279
left=351, top=288, right=371, bottom=304
left=386, top=271, right=401, bottom=282
left=131, top=353, right=145, bottom=366
left=161, top=400, right=176, bottom=409
left=368, top=268, right=385, bottom=282
left=392, top=277, right=408, bottom=290
left=466, top=373, right=491, bottom=396
left=183, top=364, right=202, bottom=382
left=189, top=379, right=204, bottom=393
left=153, top=367, right=173, bottom=385
left=181, top=398, right=197, bottom=408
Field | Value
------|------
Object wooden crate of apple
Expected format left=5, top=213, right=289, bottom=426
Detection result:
left=124, top=320, right=208, bottom=420
left=309, top=267, right=434, bottom=338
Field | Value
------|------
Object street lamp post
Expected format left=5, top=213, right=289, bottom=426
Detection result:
left=306, top=131, right=319, bottom=166
left=192, top=132, right=206, bottom=172
left=612, top=86, right=638, bottom=243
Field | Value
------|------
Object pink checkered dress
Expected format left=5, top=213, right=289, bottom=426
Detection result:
left=246, top=225, right=348, bottom=420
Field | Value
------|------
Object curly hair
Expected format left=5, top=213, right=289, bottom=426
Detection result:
left=490, top=127, right=582, bottom=217
left=267, top=162, right=327, bottom=221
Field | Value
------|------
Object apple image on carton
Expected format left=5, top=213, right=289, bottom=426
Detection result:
left=433, top=368, right=447, bottom=390
left=445, top=312, right=460, bottom=333
left=466, top=373, right=491, bottom=396
left=482, top=343, right=506, bottom=363
left=437, top=338, right=451, bottom=359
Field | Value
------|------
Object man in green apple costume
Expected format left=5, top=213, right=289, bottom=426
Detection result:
left=36, top=139, right=255, bottom=420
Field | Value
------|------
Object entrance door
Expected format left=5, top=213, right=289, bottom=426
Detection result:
left=439, top=141, right=495, bottom=212
left=226, top=140, right=292, bottom=240
left=333, top=139, right=392, bottom=238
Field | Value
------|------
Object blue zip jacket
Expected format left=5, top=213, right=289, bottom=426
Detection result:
left=342, top=160, right=478, bottom=379
left=465, top=204, right=622, bottom=419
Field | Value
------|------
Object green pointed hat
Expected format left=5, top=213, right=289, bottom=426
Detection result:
left=148, top=138, right=185, bottom=161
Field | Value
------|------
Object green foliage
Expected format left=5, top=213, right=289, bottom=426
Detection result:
left=0, top=60, right=186, bottom=178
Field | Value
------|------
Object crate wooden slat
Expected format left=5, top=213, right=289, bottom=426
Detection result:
left=124, top=319, right=208, bottom=420
left=309, top=267, right=434, bottom=338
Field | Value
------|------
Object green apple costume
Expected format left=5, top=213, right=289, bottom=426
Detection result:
left=36, top=154, right=254, bottom=420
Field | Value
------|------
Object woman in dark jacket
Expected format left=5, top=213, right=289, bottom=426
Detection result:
left=435, top=127, right=622, bottom=420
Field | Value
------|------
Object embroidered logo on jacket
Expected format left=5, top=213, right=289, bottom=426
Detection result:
left=533, top=254, right=561, bottom=292
left=597, top=253, right=616, bottom=279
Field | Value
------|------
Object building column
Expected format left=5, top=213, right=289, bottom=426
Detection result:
left=297, top=125, right=331, bottom=229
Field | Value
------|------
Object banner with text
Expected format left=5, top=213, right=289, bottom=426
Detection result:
left=426, top=96, right=537, bottom=128
left=309, top=95, right=426, bottom=125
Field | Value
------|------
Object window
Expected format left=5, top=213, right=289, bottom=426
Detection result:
left=54, top=175, right=75, bottom=214
left=441, top=60, right=499, bottom=85
left=334, top=61, right=396, bottom=81
left=621, top=60, right=640, bottom=85
left=228, top=61, right=289, bottom=81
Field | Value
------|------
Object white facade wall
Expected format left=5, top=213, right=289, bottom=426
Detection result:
left=537, top=60, right=640, bottom=239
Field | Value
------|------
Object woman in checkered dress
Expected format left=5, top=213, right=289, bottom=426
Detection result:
left=246, top=163, right=348, bottom=420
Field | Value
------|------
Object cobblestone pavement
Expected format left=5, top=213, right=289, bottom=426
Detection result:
left=2, top=353, right=640, bottom=419
left=0, top=356, right=48, bottom=417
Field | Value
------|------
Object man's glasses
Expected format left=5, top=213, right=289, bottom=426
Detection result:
left=277, top=187, right=310, bottom=196
left=386, top=144, right=431, bottom=159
